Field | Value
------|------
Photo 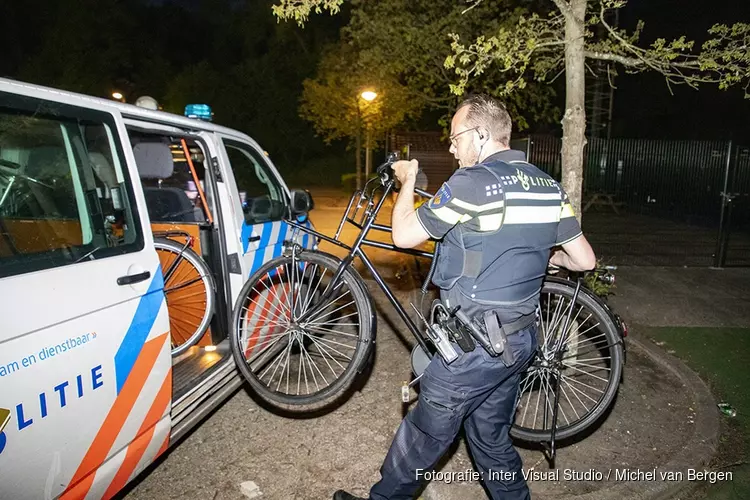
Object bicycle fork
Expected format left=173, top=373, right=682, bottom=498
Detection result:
left=540, top=278, right=582, bottom=466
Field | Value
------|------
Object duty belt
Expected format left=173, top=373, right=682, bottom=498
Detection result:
left=449, top=307, right=536, bottom=366
left=481, top=310, right=536, bottom=366
left=484, top=311, right=537, bottom=339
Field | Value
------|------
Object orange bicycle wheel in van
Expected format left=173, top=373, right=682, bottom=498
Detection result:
left=154, top=237, right=216, bottom=355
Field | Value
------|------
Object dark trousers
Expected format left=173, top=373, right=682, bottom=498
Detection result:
left=369, top=325, right=537, bottom=500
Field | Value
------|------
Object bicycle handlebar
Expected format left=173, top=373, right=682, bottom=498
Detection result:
left=375, top=152, right=434, bottom=201
left=415, top=187, right=432, bottom=199
left=375, top=152, right=400, bottom=185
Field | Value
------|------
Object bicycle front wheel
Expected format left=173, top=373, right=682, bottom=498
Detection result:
left=154, top=237, right=216, bottom=357
left=511, top=278, right=624, bottom=442
left=230, top=249, right=374, bottom=413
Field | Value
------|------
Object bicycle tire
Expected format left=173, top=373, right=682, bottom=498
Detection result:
left=230, top=249, right=375, bottom=413
left=154, top=237, right=216, bottom=357
left=510, top=278, right=624, bottom=442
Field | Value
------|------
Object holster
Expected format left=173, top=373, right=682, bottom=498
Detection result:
left=438, top=301, right=535, bottom=366
left=446, top=318, right=476, bottom=353
left=483, top=310, right=515, bottom=367
left=457, top=309, right=536, bottom=366
left=429, top=299, right=475, bottom=353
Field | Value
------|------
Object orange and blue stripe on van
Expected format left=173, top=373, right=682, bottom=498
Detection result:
left=242, top=219, right=316, bottom=276
left=61, top=268, right=172, bottom=500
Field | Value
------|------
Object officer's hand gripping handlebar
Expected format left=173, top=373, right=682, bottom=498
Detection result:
left=376, top=151, right=400, bottom=185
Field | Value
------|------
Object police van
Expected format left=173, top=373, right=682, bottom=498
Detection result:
left=0, top=78, right=316, bottom=499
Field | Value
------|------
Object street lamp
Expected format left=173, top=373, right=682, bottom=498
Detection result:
left=112, top=91, right=124, bottom=102
left=360, top=90, right=378, bottom=182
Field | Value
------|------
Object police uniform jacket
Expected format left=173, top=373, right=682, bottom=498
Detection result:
left=415, top=149, right=582, bottom=323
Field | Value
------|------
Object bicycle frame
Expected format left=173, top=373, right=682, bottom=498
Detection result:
left=286, top=174, right=436, bottom=355
left=284, top=174, right=627, bottom=363
left=153, top=230, right=197, bottom=285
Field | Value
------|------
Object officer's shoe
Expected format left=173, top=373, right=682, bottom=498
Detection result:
left=332, top=489, right=367, bottom=500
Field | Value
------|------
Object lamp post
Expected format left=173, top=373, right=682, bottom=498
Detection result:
left=360, top=90, right=377, bottom=183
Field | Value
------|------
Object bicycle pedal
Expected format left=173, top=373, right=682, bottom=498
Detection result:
left=401, top=381, right=410, bottom=402
left=401, top=375, right=422, bottom=403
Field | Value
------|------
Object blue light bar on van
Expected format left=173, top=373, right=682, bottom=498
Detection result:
left=184, top=104, right=213, bottom=121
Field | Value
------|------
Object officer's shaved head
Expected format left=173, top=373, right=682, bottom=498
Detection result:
left=456, top=95, right=512, bottom=147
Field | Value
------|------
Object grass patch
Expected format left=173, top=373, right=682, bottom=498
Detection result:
left=642, top=327, right=750, bottom=499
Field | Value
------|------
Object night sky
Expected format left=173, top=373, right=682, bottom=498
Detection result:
left=612, top=0, right=750, bottom=141
left=1, top=0, right=747, bottom=143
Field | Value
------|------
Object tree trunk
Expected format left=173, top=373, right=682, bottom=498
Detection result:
left=561, top=0, right=588, bottom=222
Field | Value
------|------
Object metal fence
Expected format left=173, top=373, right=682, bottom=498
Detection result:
left=513, top=135, right=750, bottom=267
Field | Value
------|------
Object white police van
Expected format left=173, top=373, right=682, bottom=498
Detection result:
left=0, top=78, right=315, bottom=499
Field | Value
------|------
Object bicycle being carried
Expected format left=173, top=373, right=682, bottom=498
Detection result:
left=228, top=153, right=627, bottom=459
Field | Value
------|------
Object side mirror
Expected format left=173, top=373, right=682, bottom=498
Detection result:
left=290, top=189, right=314, bottom=217
left=243, top=197, right=285, bottom=224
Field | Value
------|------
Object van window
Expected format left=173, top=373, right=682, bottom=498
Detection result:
left=0, top=94, right=143, bottom=278
left=129, top=132, right=210, bottom=224
left=223, top=140, right=286, bottom=224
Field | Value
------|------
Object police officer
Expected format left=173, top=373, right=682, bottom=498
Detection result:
left=334, top=95, right=596, bottom=500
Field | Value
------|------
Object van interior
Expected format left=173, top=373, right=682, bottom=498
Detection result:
left=126, top=128, right=234, bottom=404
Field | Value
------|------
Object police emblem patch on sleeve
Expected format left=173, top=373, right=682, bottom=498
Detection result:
left=428, top=183, right=452, bottom=209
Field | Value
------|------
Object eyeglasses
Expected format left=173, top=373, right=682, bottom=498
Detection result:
left=449, top=127, right=478, bottom=147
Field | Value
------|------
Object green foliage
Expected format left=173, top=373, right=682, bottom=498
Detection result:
left=583, top=266, right=616, bottom=298
left=6, top=0, right=348, bottom=178
left=273, top=0, right=345, bottom=26
left=273, top=0, right=750, bottom=206
left=701, top=23, right=750, bottom=92
left=156, top=1, right=346, bottom=170
left=446, top=1, right=750, bottom=100
left=344, top=0, right=559, bottom=132
left=281, top=0, right=560, bottom=136
left=299, top=43, right=422, bottom=148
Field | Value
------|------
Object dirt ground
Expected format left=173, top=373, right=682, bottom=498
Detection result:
left=121, top=197, right=722, bottom=500
left=122, top=270, right=701, bottom=500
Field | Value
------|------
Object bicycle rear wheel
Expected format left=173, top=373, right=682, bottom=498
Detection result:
left=154, top=237, right=216, bottom=356
left=230, top=249, right=374, bottom=413
left=511, top=278, right=624, bottom=442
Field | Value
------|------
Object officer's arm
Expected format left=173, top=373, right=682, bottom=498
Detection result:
left=392, top=176, right=430, bottom=248
left=550, top=235, right=596, bottom=271
left=550, top=190, right=595, bottom=271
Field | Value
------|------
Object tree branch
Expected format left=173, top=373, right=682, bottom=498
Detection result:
left=590, top=2, right=748, bottom=92
left=461, top=0, right=484, bottom=15
left=586, top=50, right=722, bottom=85
left=547, top=63, right=567, bottom=83
left=540, top=42, right=568, bottom=51
left=584, top=50, right=642, bottom=67
left=550, top=0, right=574, bottom=21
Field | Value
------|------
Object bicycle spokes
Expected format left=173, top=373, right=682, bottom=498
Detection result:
left=155, top=238, right=215, bottom=355
left=237, top=255, right=363, bottom=397
left=513, top=282, right=622, bottom=441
